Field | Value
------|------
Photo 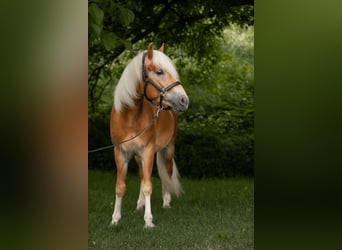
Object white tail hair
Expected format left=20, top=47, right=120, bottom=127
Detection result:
left=157, top=155, right=182, bottom=197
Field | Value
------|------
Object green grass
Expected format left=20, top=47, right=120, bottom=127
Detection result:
left=89, top=170, right=254, bottom=249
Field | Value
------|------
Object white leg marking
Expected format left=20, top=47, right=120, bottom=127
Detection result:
left=162, top=191, right=171, bottom=208
left=111, top=195, right=122, bottom=225
left=144, top=194, right=155, bottom=228
left=136, top=185, right=145, bottom=210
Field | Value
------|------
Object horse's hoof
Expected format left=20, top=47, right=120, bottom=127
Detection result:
left=110, top=216, right=121, bottom=226
left=144, top=222, right=155, bottom=228
left=109, top=221, right=117, bottom=227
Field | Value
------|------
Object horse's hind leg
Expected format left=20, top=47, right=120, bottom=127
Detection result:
left=110, top=147, right=128, bottom=225
left=135, top=155, right=145, bottom=210
left=157, top=145, right=182, bottom=208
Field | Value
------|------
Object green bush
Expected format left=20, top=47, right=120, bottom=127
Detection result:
left=175, top=130, right=253, bottom=178
left=174, top=25, right=254, bottom=177
left=88, top=111, right=113, bottom=170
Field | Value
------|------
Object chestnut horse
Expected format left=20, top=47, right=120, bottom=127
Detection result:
left=110, top=43, right=189, bottom=228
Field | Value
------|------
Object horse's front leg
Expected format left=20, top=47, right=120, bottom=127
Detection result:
left=140, top=145, right=155, bottom=228
left=110, top=147, right=128, bottom=225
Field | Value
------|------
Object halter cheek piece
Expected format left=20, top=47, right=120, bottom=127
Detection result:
left=142, top=52, right=182, bottom=110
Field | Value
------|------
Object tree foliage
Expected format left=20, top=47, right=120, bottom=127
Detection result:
left=176, top=25, right=254, bottom=177
left=88, top=0, right=253, bottom=112
left=88, top=0, right=254, bottom=177
left=89, top=0, right=253, bottom=58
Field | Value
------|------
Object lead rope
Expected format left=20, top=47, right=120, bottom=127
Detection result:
left=88, top=106, right=163, bottom=153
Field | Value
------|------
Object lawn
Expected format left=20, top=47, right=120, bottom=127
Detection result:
left=88, top=170, right=254, bottom=249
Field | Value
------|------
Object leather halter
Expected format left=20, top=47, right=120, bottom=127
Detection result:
left=142, top=52, right=183, bottom=110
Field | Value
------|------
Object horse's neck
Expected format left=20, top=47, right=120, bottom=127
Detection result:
left=122, top=98, right=154, bottom=128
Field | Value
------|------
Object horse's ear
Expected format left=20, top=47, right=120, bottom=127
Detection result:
left=147, top=42, right=153, bottom=60
left=159, top=43, right=164, bottom=52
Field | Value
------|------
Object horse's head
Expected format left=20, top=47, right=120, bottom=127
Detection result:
left=141, top=43, right=189, bottom=112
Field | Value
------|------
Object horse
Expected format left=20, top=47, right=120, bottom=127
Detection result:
left=110, top=43, right=189, bottom=228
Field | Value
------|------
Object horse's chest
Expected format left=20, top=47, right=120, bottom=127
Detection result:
left=154, top=123, right=175, bottom=152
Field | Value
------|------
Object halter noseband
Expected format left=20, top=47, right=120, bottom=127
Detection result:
left=142, top=52, right=182, bottom=110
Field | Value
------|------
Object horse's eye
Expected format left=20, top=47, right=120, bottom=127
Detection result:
left=155, top=69, right=164, bottom=75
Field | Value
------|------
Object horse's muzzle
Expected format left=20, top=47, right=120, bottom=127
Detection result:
left=166, top=90, right=189, bottom=112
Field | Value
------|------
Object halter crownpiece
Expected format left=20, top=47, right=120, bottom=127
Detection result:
left=142, top=52, right=183, bottom=110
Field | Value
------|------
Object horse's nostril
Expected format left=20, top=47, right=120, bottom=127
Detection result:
left=178, top=95, right=189, bottom=108
left=180, top=97, right=186, bottom=104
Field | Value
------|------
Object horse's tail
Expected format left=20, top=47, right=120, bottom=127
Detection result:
left=157, top=155, right=183, bottom=197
